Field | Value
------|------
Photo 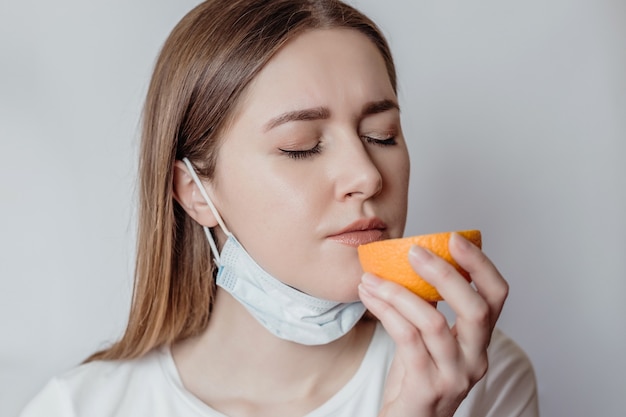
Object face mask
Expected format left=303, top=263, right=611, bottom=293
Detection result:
left=181, top=158, right=366, bottom=345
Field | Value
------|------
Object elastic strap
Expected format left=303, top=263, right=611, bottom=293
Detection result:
left=181, top=157, right=230, bottom=264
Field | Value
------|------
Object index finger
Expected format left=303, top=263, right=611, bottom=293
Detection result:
left=448, top=232, right=509, bottom=327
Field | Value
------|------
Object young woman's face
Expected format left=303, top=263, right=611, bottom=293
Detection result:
left=209, top=28, right=410, bottom=302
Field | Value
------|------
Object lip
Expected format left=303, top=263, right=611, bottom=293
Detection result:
left=327, top=217, right=388, bottom=247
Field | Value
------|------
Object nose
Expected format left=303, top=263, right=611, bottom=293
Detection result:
left=333, top=138, right=383, bottom=201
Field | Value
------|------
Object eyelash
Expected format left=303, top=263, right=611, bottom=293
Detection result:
left=279, top=135, right=397, bottom=160
left=279, top=143, right=323, bottom=160
left=363, top=135, right=397, bottom=147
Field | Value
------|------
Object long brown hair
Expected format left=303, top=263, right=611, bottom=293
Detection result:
left=87, top=0, right=397, bottom=362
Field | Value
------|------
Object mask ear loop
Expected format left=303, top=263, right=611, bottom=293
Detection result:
left=181, top=157, right=230, bottom=265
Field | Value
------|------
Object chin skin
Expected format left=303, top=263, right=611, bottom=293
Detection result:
left=321, top=264, right=365, bottom=303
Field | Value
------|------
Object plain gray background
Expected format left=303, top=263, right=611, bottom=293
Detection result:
left=1, top=0, right=624, bottom=416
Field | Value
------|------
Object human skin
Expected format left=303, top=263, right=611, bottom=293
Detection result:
left=178, top=27, right=410, bottom=303
left=173, top=27, right=508, bottom=417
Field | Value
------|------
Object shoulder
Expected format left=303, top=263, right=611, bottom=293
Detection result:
left=456, top=328, right=540, bottom=417
left=19, top=348, right=171, bottom=417
left=60, top=348, right=164, bottom=399
left=487, top=328, right=537, bottom=377
left=485, top=328, right=539, bottom=397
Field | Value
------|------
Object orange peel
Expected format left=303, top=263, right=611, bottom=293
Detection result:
left=357, top=230, right=482, bottom=302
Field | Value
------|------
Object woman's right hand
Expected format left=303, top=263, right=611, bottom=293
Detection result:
left=358, top=232, right=509, bottom=417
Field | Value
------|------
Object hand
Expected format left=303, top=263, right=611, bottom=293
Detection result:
left=358, top=232, right=509, bottom=417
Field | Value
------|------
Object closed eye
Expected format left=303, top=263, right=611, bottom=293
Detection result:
left=279, top=142, right=323, bottom=159
left=363, top=135, right=397, bottom=146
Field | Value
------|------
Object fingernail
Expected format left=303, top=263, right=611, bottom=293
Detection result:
left=409, top=245, right=433, bottom=263
left=358, top=283, right=373, bottom=298
left=361, top=272, right=382, bottom=289
left=451, top=232, right=470, bottom=250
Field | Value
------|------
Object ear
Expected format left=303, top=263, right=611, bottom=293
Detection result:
left=172, top=160, right=219, bottom=228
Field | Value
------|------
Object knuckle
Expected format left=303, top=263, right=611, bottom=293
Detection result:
left=475, top=250, right=491, bottom=269
left=456, top=377, right=472, bottom=398
left=371, top=300, right=396, bottom=322
left=467, top=250, right=499, bottom=279
left=459, top=296, right=490, bottom=326
left=396, top=325, right=421, bottom=345
left=498, top=279, right=510, bottom=301
left=421, top=312, right=449, bottom=335
left=468, top=301, right=490, bottom=326
left=378, top=280, right=403, bottom=301
left=439, top=374, right=471, bottom=401
left=470, top=355, right=489, bottom=382
left=438, top=264, right=457, bottom=283
left=417, top=387, right=441, bottom=406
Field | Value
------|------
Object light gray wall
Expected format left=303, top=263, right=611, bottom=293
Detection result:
left=1, top=1, right=624, bottom=416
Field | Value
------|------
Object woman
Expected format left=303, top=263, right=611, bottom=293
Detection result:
left=20, top=1, right=538, bottom=416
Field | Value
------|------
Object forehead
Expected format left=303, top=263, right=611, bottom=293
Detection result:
left=231, top=28, right=396, bottom=127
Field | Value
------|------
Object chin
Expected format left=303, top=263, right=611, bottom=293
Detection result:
left=327, top=272, right=363, bottom=303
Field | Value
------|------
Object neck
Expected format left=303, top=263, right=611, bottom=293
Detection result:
left=172, top=288, right=375, bottom=416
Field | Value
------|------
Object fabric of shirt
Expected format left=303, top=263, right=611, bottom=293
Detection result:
left=19, top=324, right=539, bottom=417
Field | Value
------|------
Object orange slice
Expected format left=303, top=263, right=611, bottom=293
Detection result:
left=357, top=230, right=482, bottom=302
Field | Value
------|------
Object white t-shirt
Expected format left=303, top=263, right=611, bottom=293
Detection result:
left=19, top=324, right=539, bottom=417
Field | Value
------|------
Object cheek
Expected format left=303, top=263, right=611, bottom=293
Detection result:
left=378, top=148, right=411, bottom=232
left=214, top=156, right=324, bottom=239
left=379, top=147, right=410, bottom=193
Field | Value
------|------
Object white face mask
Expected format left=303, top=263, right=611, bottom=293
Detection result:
left=182, top=158, right=366, bottom=345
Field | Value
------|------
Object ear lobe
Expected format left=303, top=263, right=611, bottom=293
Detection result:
left=172, top=160, right=219, bottom=228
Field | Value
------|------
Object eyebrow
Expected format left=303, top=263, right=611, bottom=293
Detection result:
left=361, top=99, right=400, bottom=116
left=263, top=99, right=400, bottom=132
left=264, top=107, right=330, bottom=132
